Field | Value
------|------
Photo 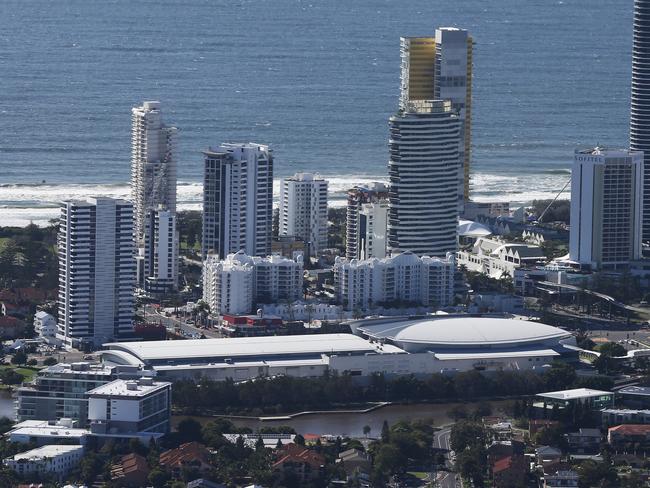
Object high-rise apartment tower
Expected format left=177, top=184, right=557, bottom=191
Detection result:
left=131, top=101, right=177, bottom=242
left=387, top=100, right=460, bottom=257
left=202, top=143, right=273, bottom=258
left=400, top=28, right=473, bottom=204
left=630, top=0, right=650, bottom=241
left=279, top=173, right=328, bottom=256
left=57, top=198, right=136, bottom=348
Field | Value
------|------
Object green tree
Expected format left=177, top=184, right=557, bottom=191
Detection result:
left=450, top=421, right=489, bottom=452
left=11, top=350, right=27, bottom=366
left=373, top=444, right=406, bottom=477
left=0, top=369, right=23, bottom=385
left=43, top=357, right=57, bottom=366
left=456, top=446, right=487, bottom=487
left=147, top=468, right=169, bottom=488
left=177, top=418, right=203, bottom=444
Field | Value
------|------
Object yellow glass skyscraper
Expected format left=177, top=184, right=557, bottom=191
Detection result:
left=399, top=28, right=473, bottom=205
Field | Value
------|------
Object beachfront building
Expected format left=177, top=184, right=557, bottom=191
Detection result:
left=333, top=251, right=455, bottom=312
left=141, top=207, right=179, bottom=294
left=400, top=28, right=473, bottom=205
left=57, top=198, right=136, bottom=348
left=279, top=173, right=328, bottom=256
left=202, top=143, right=273, bottom=259
left=630, top=0, right=650, bottom=241
left=387, top=100, right=460, bottom=257
left=346, top=183, right=390, bottom=260
left=569, top=148, right=644, bottom=270
left=131, top=101, right=177, bottom=243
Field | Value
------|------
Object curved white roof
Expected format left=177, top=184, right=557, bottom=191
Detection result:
left=102, top=334, right=404, bottom=365
left=458, top=219, right=492, bottom=238
left=393, top=317, right=570, bottom=347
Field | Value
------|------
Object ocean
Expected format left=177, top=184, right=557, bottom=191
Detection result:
left=0, top=0, right=632, bottom=226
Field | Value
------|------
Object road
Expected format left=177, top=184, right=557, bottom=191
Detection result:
left=433, top=427, right=459, bottom=488
left=143, top=305, right=222, bottom=339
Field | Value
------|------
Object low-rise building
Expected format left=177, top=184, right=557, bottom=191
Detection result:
left=535, top=445, right=562, bottom=466
left=0, top=315, right=25, bottom=339
left=110, top=453, right=150, bottom=488
left=203, top=251, right=304, bottom=316
left=337, top=448, right=371, bottom=482
left=4, top=445, right=84, bottom=479
left=608, top=424, right=650, bottom=450
left=535, top=388, right=614, bottom=411
left=491, top=454, right=527, bottom=488
left=602, top=408, right=650, bottom=427
left=261, top=301, right=346, bottom=322
left=618, top=386, right=650, bottom=409
left=16, top=362, right=149, bottom=425
left=223, top=433, right=295, bottom=449
left=543, top=469, right=579, bottom=488
left=333, top=251, right=455, bottom=312
left=7, top=418, right=88, bottom=445
left=218, top=314, right=283, bottom=337
left=565, top=428, right=601, bottom=454
left=34, top=311, right=57, bottom=343
left=159, top=442, right=213, bottom=479
left=457, top=237, right=546, bottom=279
left=87, top=378, right=171, bottom=438
left=273, top=443, right=325, bottom=483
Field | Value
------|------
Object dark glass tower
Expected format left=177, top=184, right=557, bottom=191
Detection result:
left=630, top=0, right=650, bottom=241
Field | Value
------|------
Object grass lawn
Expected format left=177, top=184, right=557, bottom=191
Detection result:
left=408, top=472, right=429, bottom=480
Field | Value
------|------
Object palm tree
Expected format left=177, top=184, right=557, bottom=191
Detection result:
left=195, top=300, right=210, bottom=326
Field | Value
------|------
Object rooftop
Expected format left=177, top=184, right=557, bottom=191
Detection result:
left=86, top=378, right=170, bottom=398
left=537, top=388, right=612, bottom=401
left=609, top=424, right=650, bottom=435
left=10, top=444, right=83, bottom=461
left=8, top=420, right=89, bottom=439
left=103, top=334, right=404, bottom=366
left=434, top=348, right=559, bottom=361
left=354, top=316, right=571, bottom=347
left=618, top=386, right=650, bottom=397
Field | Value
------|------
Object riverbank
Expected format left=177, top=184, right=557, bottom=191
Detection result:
left=172, top=399, right=514, bottom=438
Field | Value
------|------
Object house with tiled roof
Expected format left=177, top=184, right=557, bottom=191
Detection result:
left=110, top=453, right=150, bottom=487
left=0, top=315, right=25, bottom=339
left=159, top=442, right=213, bottom=479
left=608, top=424, right=650, bottom=450
left=491, top=454, right=527, bottom=488
left=273, top=443, right=325, bottom=483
